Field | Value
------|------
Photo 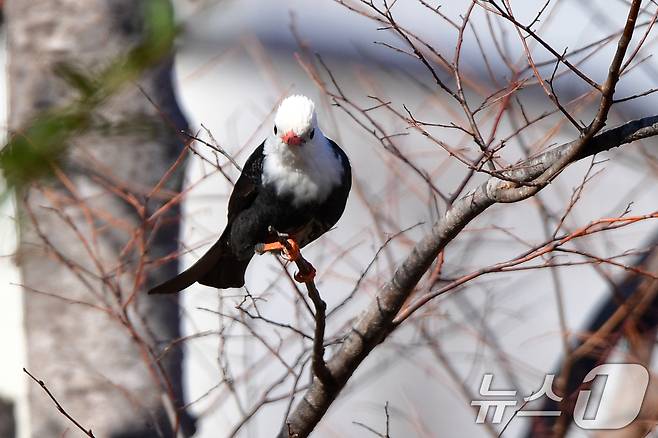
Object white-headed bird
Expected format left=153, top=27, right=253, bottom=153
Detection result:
left=149, top=95, right=351, bottom=294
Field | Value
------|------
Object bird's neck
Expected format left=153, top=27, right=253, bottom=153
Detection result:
left=262, top=134, right=344, bottom=207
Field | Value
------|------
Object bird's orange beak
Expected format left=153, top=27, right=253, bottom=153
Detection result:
left=282, top=131, right=303, bottom=146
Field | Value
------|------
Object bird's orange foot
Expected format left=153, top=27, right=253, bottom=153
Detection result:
left=255, top=238, right=300, bottom=261
left=254, top=241, right=285, bottom=255
left=255, top=237, right=315, bottom=283
left=281, top=238, right=301, bottom=262
left=294, top=262, right=316, bottom=283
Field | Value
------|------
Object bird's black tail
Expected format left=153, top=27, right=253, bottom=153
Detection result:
left=148, top=236, right=250, bottom=294
left=198, top=254, right=250, bottom=289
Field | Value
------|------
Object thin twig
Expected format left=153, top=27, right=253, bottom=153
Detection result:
left=23, top=368, right=97, bottom=438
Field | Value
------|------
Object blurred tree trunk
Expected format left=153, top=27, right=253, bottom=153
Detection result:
left=6, top=0, right=193, bottom=436
left=0, top=398, right=14, bottom=438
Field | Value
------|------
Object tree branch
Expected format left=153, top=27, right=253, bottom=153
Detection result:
left=276, top=233, right=335, bottom=388
left=279, top=114, right=658, bottom=437
left=304, top=281, right=335, bottom=388
left=526, top=234, right=658, bottom=437
left=24, top=368, right=96, bottom=438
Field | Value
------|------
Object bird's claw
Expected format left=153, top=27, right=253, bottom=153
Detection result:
left=294, top=262, right=316, bottom=283
left=281, top=239, right=301, bottom=262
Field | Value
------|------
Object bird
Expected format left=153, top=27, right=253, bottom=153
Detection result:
left=148, top=95, right=351, bottom=294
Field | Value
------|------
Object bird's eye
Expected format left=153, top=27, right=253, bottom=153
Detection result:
left=309, top=129, right=315, bottom=139
left=274, top=126, right=278, bottom=135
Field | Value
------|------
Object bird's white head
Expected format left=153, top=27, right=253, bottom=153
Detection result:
left=263, top=94, right=345, bottom=206
left=273, top=94, right=317, bottom=147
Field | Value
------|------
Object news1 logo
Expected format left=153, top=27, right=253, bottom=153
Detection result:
left=471, top=364, right=649, bottom=429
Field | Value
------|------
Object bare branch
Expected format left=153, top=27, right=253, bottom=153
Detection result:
left=24, top=368, right=97, bottom=438
left=280, top=112, right=658, bottom=437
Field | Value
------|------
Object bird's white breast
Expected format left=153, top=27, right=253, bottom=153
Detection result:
left=262, top=135, right=344, bottom=207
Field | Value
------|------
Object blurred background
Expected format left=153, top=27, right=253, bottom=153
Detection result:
left=1, top=1, right=658, bottom=437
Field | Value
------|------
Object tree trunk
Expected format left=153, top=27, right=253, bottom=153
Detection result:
left=6, top=0, right=194, bottom=436
left=0, top=398, right=14, bottom=438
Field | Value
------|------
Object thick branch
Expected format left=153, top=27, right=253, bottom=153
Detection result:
left=280, top=114, right=658, bottom=438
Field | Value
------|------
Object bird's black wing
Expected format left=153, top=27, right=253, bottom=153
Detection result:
left=227, top=142, right=265, bottom=223
left=148, top=143, right=265, bottom=294
left=298, top=138, right=351, bottom=247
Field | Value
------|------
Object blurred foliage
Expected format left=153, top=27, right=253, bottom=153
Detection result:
left=0, top=0, right=177, bottom=195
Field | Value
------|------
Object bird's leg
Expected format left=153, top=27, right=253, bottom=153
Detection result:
left=254, top=227, right=316, bottom=283
left=254, top=227, right=289, bottom=255
left=279, top=239, right=316, bottom=283
left=254, top=241, right=286, bottom=255
left=254, top=238, right=300, bottom=260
